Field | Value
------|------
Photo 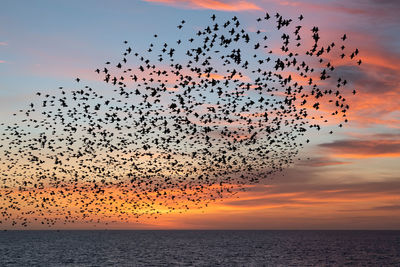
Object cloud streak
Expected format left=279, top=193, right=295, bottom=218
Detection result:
left=298, top=157, right=351, bottom=167
left=143, top=0, right=262, bottom=11
left=319, top=138, right=400, bottom=158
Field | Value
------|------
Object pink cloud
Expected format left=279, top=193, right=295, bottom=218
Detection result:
left=144, top=0, right=262, bottom=11
left=0, top=42, right=7, bottom=46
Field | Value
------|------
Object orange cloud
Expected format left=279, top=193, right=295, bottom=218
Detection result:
left=348, top=92, right=400, bottom=129
left=144, top=0, right=262, bottom=11
left=134, top=179, right=400, bottom=230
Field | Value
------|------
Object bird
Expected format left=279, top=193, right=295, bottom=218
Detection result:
left=0, top=12, right=362, bottom=228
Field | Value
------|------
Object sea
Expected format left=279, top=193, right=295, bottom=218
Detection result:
left=0, top=230, right=399, bottom=266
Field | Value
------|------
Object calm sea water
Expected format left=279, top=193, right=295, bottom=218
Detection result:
left=0, top=230, right=399, bottom=266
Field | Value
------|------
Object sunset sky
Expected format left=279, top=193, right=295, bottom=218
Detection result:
left=0, top=0, right=399, bottom=229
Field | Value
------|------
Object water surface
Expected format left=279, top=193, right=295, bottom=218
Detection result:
left=1, top=230, right=399, bottom=266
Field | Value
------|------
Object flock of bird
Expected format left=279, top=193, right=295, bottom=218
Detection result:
left=0, top=12, right=361, bottom=227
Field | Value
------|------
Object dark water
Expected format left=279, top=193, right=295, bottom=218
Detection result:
left=1, top=230, right=399, bottom=266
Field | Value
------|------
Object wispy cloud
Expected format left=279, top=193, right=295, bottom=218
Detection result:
left=0, top=42, right=7, bottom=46
left=319, top=138, right=400, bottom=158
left=143, top=0, right=262, bottom=11
left=147, top=174, right=400, bottom=229
left=298, top=157, right=351, bottom=167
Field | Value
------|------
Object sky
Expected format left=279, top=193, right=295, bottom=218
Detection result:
left=0, top=0, right=399, bottom=229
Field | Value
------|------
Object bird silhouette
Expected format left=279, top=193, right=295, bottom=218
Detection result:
left=0, top=12, right=362, bottom=228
